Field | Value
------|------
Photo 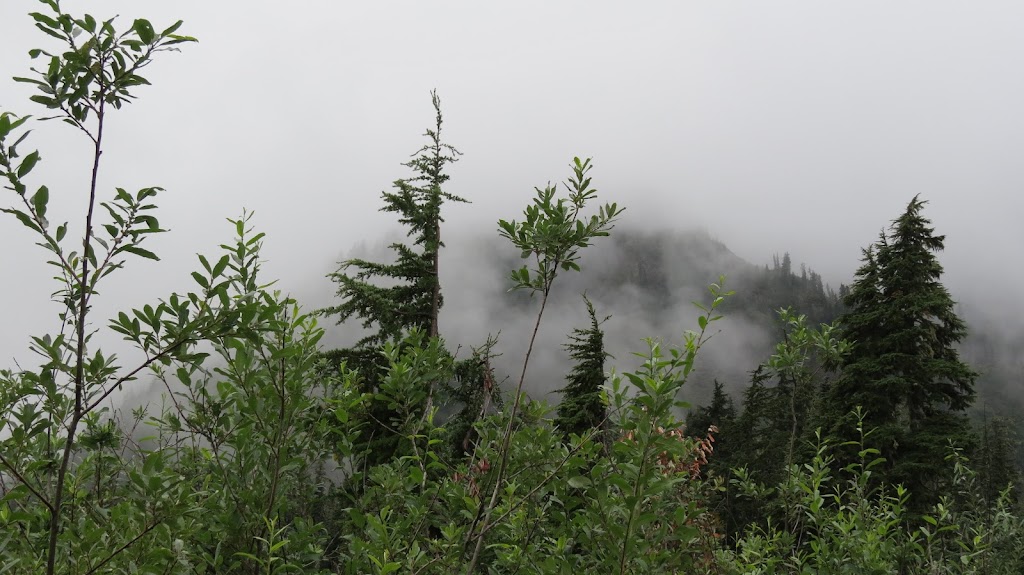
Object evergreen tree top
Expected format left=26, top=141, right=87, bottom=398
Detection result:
left=382, top=91, right=467, bottom=242
left=323, top=91, right=466, bottom=346
left=555, top=296, right=612, bottom=440
left=836, top=195, right=976, bottom=420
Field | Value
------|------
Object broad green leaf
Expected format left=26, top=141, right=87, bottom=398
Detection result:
left=212, top=254, right=229, bottom=277
left=133, top=19, right=155, bottom=43
left=34, top=22, right=66, bottom=42
left=29, top=12, right=60, bottom=30
left=161, top=20, right=184, bottom=36
left=191, top=272, right=209, bottom=289
left=121, top=245, right=159, bottom=260
left=567, top=476, right=592, bottom=489
left=31, top=185, right=48, bottom=218
left=2, top=208, right=41, bottom=233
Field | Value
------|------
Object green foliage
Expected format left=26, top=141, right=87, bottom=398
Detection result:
left=722, top=412, right=1024, bottom=574
left=320, top=332, right=455, bottom=572
left=464, top=157, right=624, bottom=572
left=764, top=309, right=849, bottom=468
left=828, top=196, right=979, bottom=506
left=333, top=282, right=730, bottom=574
left=320, top=91, right=465, bottom=471
left=0, top=3, right=203, bottom=573
left=234, top=517, right=311, bottom=575
left=686, top=379, right=737, bottom=444
left=580, top=284, right=730, bottom=574
left=711, top=310, right=848, bottom=538
left=3, top=4, right=1020, bottom=574
left=725, top=416, right=918, bottom=574
left=498, top=157, right=623, bottom=295
left=323, top=90, right=465, bottom=346
left=149, top=214, right=344, bottom=573
left=974, top=415, right=1021, bottom=504
left=555, top=297, right=611, bottom=441
left=443, top=335, right=503, bottom=457
left=744, top=254, right=845, bottom=327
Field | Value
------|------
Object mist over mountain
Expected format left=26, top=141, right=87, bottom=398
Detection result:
left=311, top=223, right=832, bottom=406
left=309, top=219, right=1020, bottom=426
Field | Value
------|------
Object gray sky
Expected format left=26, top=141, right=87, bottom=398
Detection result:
left=2, top=1, right=1023, bottom=368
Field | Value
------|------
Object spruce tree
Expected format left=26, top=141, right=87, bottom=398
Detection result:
left=686, top=380, right=738, bottom=440
left=731, top=367, right=784, bottom=475
left=555, top=297, right=611, bottom=440
left=321, top=92, right=464, bottom=464
left=322, top=90, right=465, bottom=345
left=828, top=196, right=978, bottom=499
left=685, top=379, right=738, bottom=482
left=719, top=367, right=786, bottom=535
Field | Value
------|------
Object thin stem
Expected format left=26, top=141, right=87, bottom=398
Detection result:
left=475, top=421, right=604, bottom=541
left=265, top=313, right=289, bottom=522
left=84, top=335, right=199, bottom=414
left=464, top=284, right=552, bottom=574
left=618, top=432, right=656, bottom=574
left=46, top=90, right=105, bottom=575
left=83, top=515, right=163, bottom=575
left=0, top=451, right=54, bottom=512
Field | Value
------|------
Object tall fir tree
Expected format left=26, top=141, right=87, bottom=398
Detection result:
left=730, top=367, right=785, bottom=479
left=555, top=297, right=611, bottom=441
left=322, top=90, right=465, bottom=345
left=321, top=91, right=465, bottom=465
left=712, top=312, right=848, bottom=539
left=716, top=367, right=786, bottom=536
left=827, top=196, right=978, bottom=502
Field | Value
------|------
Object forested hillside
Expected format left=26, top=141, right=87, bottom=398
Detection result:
left=445, top=226, right=844, bottom=404
left=1, top=3, right=1022, bottom=574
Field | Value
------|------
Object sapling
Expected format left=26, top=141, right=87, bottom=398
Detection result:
left=463, top=157, right=623, bottom=573
left=0, top=2, right=214, bottom=573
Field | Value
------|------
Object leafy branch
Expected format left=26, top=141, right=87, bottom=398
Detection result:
left=464, top=157, right=624, bottom=573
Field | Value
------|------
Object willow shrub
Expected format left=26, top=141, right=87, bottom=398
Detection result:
left=721, top=411, right=1024, bottom=575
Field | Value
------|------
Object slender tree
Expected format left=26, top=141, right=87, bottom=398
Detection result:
left=321, top=92, right=464, bottom=463
left=322, top=90, right=465, bottom=346
left=464, top=157, right=624, bottom=573
left=974, top=414, right=1021, bottom=504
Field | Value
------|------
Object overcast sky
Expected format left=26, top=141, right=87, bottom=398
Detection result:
left=2, top=1, right=1023, bottom=367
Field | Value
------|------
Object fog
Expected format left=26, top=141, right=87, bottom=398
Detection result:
left=1, top=2, right=1021, bottom=408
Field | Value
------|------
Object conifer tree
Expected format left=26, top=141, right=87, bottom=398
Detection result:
left=555, top=297, right=611, bottom=440
left=686, top=380, right=737, bottom=440
left=321, top=92, right=464, bottom=464
left=729, top=368, right=801, bottom=495
left=685, top=379, right=738, bottom=480
left=727, top=310, right=847, bottom=476
left=717, top=367, right=784, bottom=535
left=975, top=415, right=1021, bottom=504
left=828, top=196, right=978, bottom=499
left=444, top=335, right=503, bottom=457
left=323, top=90, right=465, bottom=345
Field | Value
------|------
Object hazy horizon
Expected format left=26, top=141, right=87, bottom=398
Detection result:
left=1, top=1, right=1021, bottom=398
